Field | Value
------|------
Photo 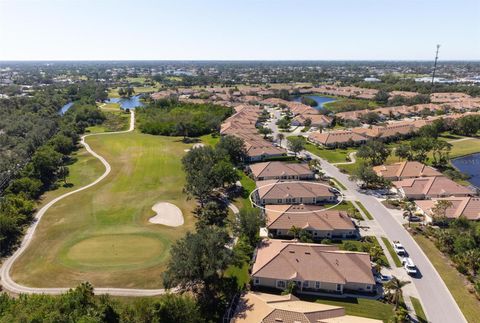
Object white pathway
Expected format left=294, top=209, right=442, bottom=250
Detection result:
left=0, top=111, right=173, bottom=296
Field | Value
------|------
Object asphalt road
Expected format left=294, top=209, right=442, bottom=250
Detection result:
left=304, top=150, right=467, bottom=323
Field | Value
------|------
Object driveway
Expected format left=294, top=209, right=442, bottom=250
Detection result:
left=303, top=150, right=467, bottom=323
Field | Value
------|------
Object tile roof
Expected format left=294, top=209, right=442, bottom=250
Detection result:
left=250, top=162, right=314, bottom=179
left=415, top=197, right=480, bottom=220
left=393, top=176, right=475, bottom=198
left=256, top=180, right=335, bottom=200
left=373, top=161, right=442, bottom=180
left=308, top=130, right=366, bottom=145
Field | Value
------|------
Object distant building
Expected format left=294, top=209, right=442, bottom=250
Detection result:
left=249, top=161, right=314, bottom=181
left=393, top=176, right=475, bottom=199
left=373, top=161, right=443, bottom=181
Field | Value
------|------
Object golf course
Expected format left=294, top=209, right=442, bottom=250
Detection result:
left=10, top=116, right=195, bottom=289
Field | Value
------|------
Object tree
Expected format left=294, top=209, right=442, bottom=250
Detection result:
left=402, top=201, right=416, bottom=227
left=453, top=115, right=480, bottom=136
left=193, top=201, right=228, bottom=229
left=212, top=160, right=240, bottom=188
left=304, top=117, right=312, bottom=127
left=349, top=163, right=391, bottom=189
left=347, top=206, right=360, bottom=220
left=118, top=87, right=126, bottom=97
left=281, top=281, right=297, bottom=295
left=288, top=225, right=302, bottom=239
left=30, top=145, right=63, bottom=187
left=431, top=200, right=453, bottom=224
left=276, top=117, right=291, bottom=130
left=394, top=145, right=411, bottom=161
left=49, top=134, right=75, bottom=156
left=356, top=140, right=390, bottom=166
left=57, top=166, right=70, bottom=185
left=360, top=111, right=381, bottom=125
left=374, top=90, right=390, bottom=104
left=126, top=86, right=135, bottom=97
left=288, top=137, right=305, bottom=157
left=384, top=276, right=410, bottom=310
left=216, top=135, right=246, bottom=166
left=431, top=139, right=452, bottom=168
left=276, top=133, right=285, bottom=145
left=258, top=126, right=273, bottom=139
left=163, top=226, right=232, bottom=297
left=7, top=177, right=43, bottom=199
left=409, top=137, right=434, bottom=163
left=232, top=208, right=265, bottom=246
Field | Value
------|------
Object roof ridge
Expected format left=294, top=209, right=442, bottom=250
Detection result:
left=251, top=242, right=291, bottom=276
left=314, top=249, right=346, bottom=284
left=396, top=161, right=408, bottom=177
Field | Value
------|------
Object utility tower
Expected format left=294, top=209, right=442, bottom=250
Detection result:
left=431, top=44, right=440, bottom=85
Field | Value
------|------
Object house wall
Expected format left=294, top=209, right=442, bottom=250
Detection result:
left=270, top=228, right=358, bottom=239
left=261, top=195, right=335, bottom=205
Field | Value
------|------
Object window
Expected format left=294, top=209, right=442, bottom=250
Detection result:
left=302, top=281, right=308, bottom=288
left=336, top=284, right=342, bottom=291
left=292, top=198, right=296, bottom=203
left=366, top=285, right=371, bottom=290
left=315, top=281, right=320, bottom=289
left=277, top=280, right=286, bottom=288
left=254, top=278, right=259, bottom=285
left=300, top=198, right=303, bottom=202
left=277, top=199, right=283, bottom=203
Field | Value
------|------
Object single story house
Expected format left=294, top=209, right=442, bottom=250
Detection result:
left=265, top=204, right=358, bottom=239
left=373, top=161, right=443, bottom=181
left=308, top=130, right=367, bottom=148
left=249, top=161, right=314, bottom=181
left=251, top=240, right=376, bottom=295
left=415, top=197, right=480, bottom=222
left=231, top=292, right=382, bottom=323
left=393, top=176, right=475, bottom=199
left=255, top=180, right=336, bottom=205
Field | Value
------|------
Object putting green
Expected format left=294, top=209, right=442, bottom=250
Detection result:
left=11, top=130, right=196, bottom=288
left=64, top=234, right=166, bottom=269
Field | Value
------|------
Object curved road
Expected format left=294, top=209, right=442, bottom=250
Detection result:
left=1, top=111, right=172, bottom=296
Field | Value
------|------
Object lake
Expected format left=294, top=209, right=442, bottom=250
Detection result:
left=292, top=95, right=337, bottom=111
left=452, top=153, right=480, bottom=188
left=106, top=95, right=144, bottom=110
left=59, top=102, right=74, bottom=115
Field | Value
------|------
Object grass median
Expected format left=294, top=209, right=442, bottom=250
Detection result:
left=355, top=201, right=373, bottom=220
left=410, top=297, right=427, bottom=323
left=381, top=237, right=402, bottom=267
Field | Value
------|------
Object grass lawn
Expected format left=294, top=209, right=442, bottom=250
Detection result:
left=234, top=171, right=256, bottom=210
left=200, top=133, right=221, bottom=147
left=302, top=141, right=356, bottom=163
left=447, top=138, right=480, bottom=158
left=410, top=297, right=427, bottom=323
left=300, top=295, right=394, bottom=322
left=88, top=107, right=130, bottom=133
left=330, top=178, right=347, bottom=190
left=11, top=131, right=196, bottom=289
left=108, top=86, right=159, bottom=98
left=413, top=234, right=480, bottom=323
left=355, top=201, right=373, bottom=220
left=323, top=98, right=379, bottom=113
left=381, top=237, right=402, bottom=267
left=225, top=262, right=250, bottom=290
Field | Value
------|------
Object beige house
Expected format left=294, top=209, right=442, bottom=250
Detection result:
left=308, top=130, right=367, bottom=148
left=255, top=180, right=336, bottom=205
left=249, top=161, right=314, bottom=181
left=415, top=197, right=480, bottom=222
left=251, top=240, right=376, bottom=295
left=393, top=176, right=475, bottom=199
left=231, top=292, right=382, bottom=323
left=373, top=161, right=443, bottom=181
left=265, top=205, right=358, bottom=239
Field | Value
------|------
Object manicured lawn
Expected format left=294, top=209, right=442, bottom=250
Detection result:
left=88, top=107, right=130, bottom=133
left=355, top=201, right=373, bottom=220
left=303, top=141, right=356, bottom=163
left=11, top=131, right=196, bottom=289
left=447, top=138, right=480, bottom=158
left=413, top=234, right=480, bottom=323
left=225, top=262, right=250, bottom=289
left=381, top=237, right=402, bottom=267
left=410, top=297, right=427, bottom=323
left=108, top=86, right=160, bottom=98
left=200, top=133, right=221, bottom=147
left=323, top=98, right=379, bottom=112
left=300, top=295, right=394, bottom=322
left=330, top=178, right=347, bottom=190
left=235, top=171, right=256, bottom=210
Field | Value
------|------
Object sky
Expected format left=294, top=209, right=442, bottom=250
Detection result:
left=0, top=0, right=479, bottom=61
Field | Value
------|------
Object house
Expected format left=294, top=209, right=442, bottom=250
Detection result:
left=415, top=197, right=480, bottom=222
left=265, top=205, right=358, bottom=239
left=251, top=240, right=376, bottom=295
left=255, top=180, right=336, bottom=205
left=291, top=114, right=333, bottom=127
left=249, top=161, right=314, bottom=181
left=335, top=109, right=370, bottom=121
left=308, top=130, right=367, bottom=148
left=373, top=161, right=443, bottom=181
left=352, top=123, right=416, bottom=141
left=393, top=176, right=475, bottom=199
left=231, top=292, right=382, bottom=323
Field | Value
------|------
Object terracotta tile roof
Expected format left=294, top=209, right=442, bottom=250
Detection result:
left=352, top=123, right=416, bottom=139
left=415, top=197, right=480, bottom=220
left=393, top=176, right=475, bottom=198
left=335, top=109, right=370, bottom=121
left=308, top=130, right=366, bottom=145
left=252, top=240, right=375, bottom=285
left=293, top=114, right=333, bottom=126
left=266, top=205, right=356, bottom=231
left=250, top=162, right=314, bottom=180
left=373, top=161, right=442, bottom=180
left=256, top=180, right=335, bottom=200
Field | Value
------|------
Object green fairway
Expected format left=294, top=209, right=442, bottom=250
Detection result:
left=11, top=131, right=195, bottom=289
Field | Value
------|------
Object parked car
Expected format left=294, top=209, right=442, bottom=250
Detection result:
left=393, top=241, right=406, bottom=256
left=402, top=257, right=418, bottom=276
left=375, top=274, right=393, bottom=284
left=408, top=215, right=422, bottom=222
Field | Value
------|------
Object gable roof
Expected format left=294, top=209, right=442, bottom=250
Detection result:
left=415, top=197, right=480, bottom=220
left=393, top=176, right=474, bottom=197
left=250, top=162, right=313, bottom=179
left=373, top=161, right=442, bottom=179
left=256, top=180, right=335, bottom=200
left=308, top=130, right=366, bottom=145
left=266, top=205, right=355, bottom=231
left=252, top=240, right=375, bottom=285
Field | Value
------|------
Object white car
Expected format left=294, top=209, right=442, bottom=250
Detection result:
left=402, top=257, right=418, bottom=276
left=393, top=242, right=406, bottom=256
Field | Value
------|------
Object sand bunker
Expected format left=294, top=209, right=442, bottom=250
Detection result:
left=149, top=202, right=184, bottom=227
left=192, top=143, right=205, bottom=149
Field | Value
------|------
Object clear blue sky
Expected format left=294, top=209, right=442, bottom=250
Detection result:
left=0, top=0, right=479, bottom=60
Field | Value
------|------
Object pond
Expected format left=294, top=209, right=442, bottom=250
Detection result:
left=106, top=95, right=144, bottom=110
left=451, top=153, right=480, bottom=188
left=292, top=95, right=337, bottom=111
left=59, top=102, right=74, bottom=115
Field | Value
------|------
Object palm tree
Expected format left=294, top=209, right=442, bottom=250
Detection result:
left=288, top=225, right=302, bottom=239
left=277, top=133, right=285, bottom=145
left=402, top=201, right=416, bottom=227
left=384, top=276, right=410, bottom=309
left=431, top=200, right=453, bottom=225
